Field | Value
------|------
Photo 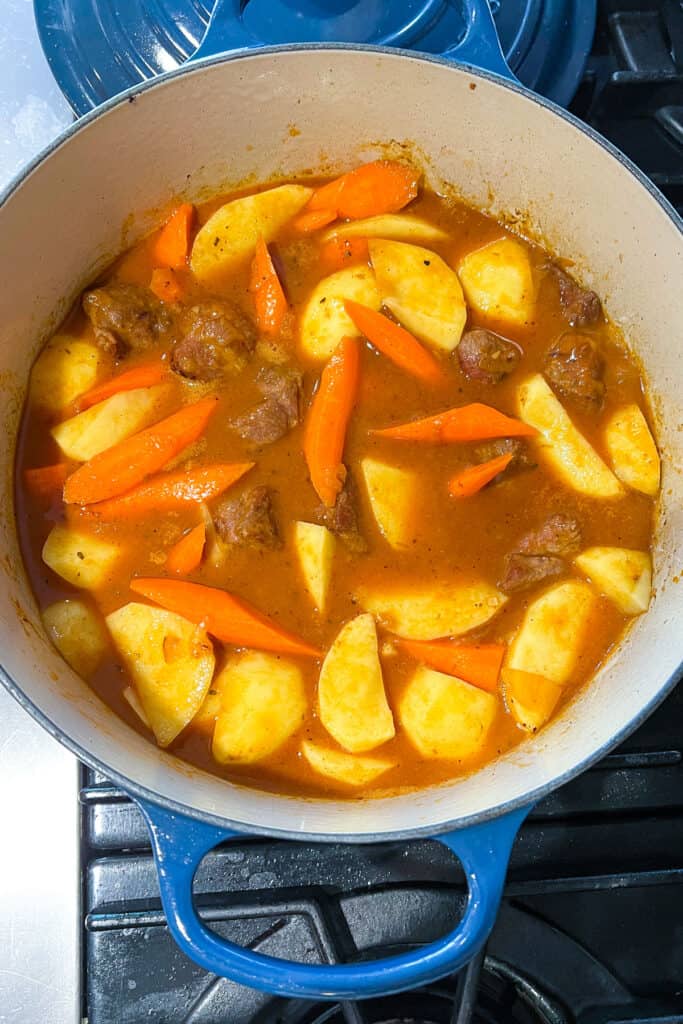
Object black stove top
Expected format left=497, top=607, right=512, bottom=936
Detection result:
left=81, top=4, right=683, bottom=1022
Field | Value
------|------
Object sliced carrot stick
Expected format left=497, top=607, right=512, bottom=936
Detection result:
left=77, top=360, right=167, bottom=412
left=449, top=454, right=514, bottom=497
left=63, top=396, right=218, bottom=506
left=87, top=462, right=254, bottom=518
left=23, top=463, right=68, bottom=500
left=308, top=161, right=419, bottom=219
left=320, top=236, right=369, bottom=272
left=291, top=208, right=337, bottom=233
left=373, top=403, right=537, bottom=443
left=150, top=267, right=184, bottom=304
left=153, top=203, right=195, bottom=269
left=397, top=639, right=505, bottom=694
left=344, top=299, right=444, bottom=384
left=166, top=523, right=206, bottom=575
left=304, top=336, right=360, bottom=507
left=249, top=236, right=288, bottom=335
left=130, top=578, right=321, bottom=658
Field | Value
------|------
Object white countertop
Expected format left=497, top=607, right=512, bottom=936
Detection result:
left=0, top=3, right=81, bottom=1022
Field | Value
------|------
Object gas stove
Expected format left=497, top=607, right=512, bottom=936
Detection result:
left=0, top=3, right=682, bottom=1023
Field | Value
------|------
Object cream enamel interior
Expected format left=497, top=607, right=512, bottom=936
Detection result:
left=1, top=48, right=681, bottom=839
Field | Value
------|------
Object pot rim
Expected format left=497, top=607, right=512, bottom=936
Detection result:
left=1, top=42, right=682, bottom=842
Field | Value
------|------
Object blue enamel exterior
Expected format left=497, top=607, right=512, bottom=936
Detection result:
left=138, top=798, right=530, bottom=998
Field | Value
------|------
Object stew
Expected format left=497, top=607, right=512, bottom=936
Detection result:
left=15, top=159, right=659, bottom=797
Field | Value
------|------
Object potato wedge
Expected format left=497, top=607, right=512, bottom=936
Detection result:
left=30, top=335, right=103, bottom=416
left=360, top=457, right=418, bottom=549
left=517, top=374, right=623, bottom=498
left=293, top=521, right=336, bottom=612
left=575, top=546, right=652, bottom=615
left=42, top=525, right=120, bottom=590
left=302, top=740, right=395, bottom=787
left=191, top=184, right=312, bottom=282
left=457, top=237, right=535, bottom=326
left=323, top=214, right=448, bottom=244
left=506, top=580, right=596, bottom=684
left=212, top=651, right=307, bottom=764
left=123, top=685, right=151, bottom=728
left=358, top=578, right=506, bottom=640
left=501, top=668, right=563, bottom=732
left=399, top=666, right=497, bottom=760
left=318, top=614, right=395, bottom=753
left=106, top=603, right=215, bottom=747
left=51, top=385, right=165, bottom=461
left=42, top=599, right=109, bottom=677
left=299, top=265, right=381, bottom=360
left=369, top=239, right=466, bottom=353
left=604, top=404, right=660, bottom=496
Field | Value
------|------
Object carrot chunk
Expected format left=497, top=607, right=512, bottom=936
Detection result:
left=23, top=463, right=68, bottom=500
left=308, top=161, right=419, bottom=219
left=77, top=360, right=167, bottom=412
left=398, top=639, right=505, bottom=693
left=130, top=577, right=321, bottom=658
left=249, top=236, right=288, bottom=335
left=320, top=236, right=370, bottom=271
left=166, top=523, right=206, bottom=575
left=150, top=267, right=184, bottom=304
left=291, top=208, right=337, bottom=233
left=449, top=454, right=514, bottom=497
left=303, top=337, right=360, bottom=507
left=344, top=299, right=444, bottom=383
left=373, top=403, right=537, bottom=443
left=153, top=203, right=195, bottom=269
left=87, top=462, right=253, bottom=518
left=63, top=397, right=218, bottom=506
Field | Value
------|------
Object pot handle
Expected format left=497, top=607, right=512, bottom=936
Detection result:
left=137, top=799, right=529, bottom=999
left=191, top=0, right=516, bottom=83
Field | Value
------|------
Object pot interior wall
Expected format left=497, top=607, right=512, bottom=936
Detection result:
left=1, top=48, right=681, bottom=838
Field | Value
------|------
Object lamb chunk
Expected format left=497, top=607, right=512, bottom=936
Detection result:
left=547, top=264, right=602, bottom=326
left=82, top=283, right=174, bottom=357
left=517, top=513, right=582, bottom=556
left=233, top=366, right=302, bottom=445
left=472, top=438, right=536, bottom=474
left=316, top=480, right=367, bottom=553
left=457, top=329, right=521, bottom=383
left=213, top=486, right=281, bottom=549
left=499, top=553, right=565, bottom=593
left=172, top=301, right=256, bottom=381
left=544, top=332, right=605, bottom=409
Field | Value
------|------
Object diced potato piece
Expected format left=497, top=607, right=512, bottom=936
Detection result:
left=457, top=237, right=535, bottom=326
left=575, top=546, right=652, bottom=615
left=30, top=335, right=103, bottom=415
left=293, top=521, right=336, bottom=611
left=323, top=214, right=448, bottom=244
left=123, top=685, right=151, bottom=728
left=299, top=265, right=380, bottom=360
left=369, top=239, right=466, bottom=353
left=318, top=614, right=395, bottom=753
left=517, top=374, right=623, bottom=498
left=51, top=385, right=165, bottom=461
left=360, top=457, right=418, bottom=550
left=41, top=599, right=108, bottom=677
left=106, top=602, right=215, bottom=747
left=399, top=666, right=497, bottom=760
left=604, top=404, right=660, bottom=496
left=191, top=184, right=312, bottom=282
left=212, top=651, right=306, bottom=764
left=42, top=525, right=120, bottom=590
left=358, top=579, right=506, bottom=641
left=302, top=740, right=395, bottom=787
left=501, top=668, right=563, bottom=732
left=506, top=580, right=596, bottom=685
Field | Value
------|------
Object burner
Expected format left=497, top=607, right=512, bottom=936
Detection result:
left=34, top=0, right=595, bottom=115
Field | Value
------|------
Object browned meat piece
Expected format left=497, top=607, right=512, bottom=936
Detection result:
left=518, top=513, right=582, bottom=556
left=473, top=438, right=536, bottom=474
left=499, top=553, right=565, bottom=593
left=457, top=328, right=521, bottom=383
left=213, top=486, right=281, bottom=549
left=82, top=283, right=174, bottom=357
left=172, top=301, right=256, bottom=381
left=544, top=332, right=605, bottom=409
left=547, top=264, right=602, bottom=326
left=233, top=366, right=302, bottom=445
left=316, top=480, right=367, bottom=553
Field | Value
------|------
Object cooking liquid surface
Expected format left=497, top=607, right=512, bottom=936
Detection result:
left=14, top=183, right=655, bottom=797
